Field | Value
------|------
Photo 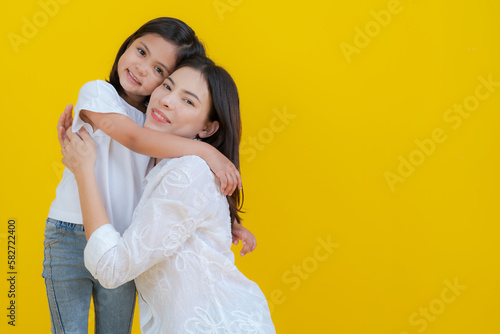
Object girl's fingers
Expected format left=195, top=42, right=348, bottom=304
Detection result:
left=240, top=241, right=252, bottom=256
left=219, top=174, right=228, bottom=195
left=223, top=173, right=232, bottom=196
left=227, top=172, right=237, bottom=196
left=235, top=169, right=242, bottom=190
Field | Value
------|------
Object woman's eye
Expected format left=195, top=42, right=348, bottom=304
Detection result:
left=155, top=67, right=163, bottom=75
left=184, top=99, right=194, bottom=106
left=138, top=48, right=146, bottom=56
left=163, top=83, right=171, bottom=90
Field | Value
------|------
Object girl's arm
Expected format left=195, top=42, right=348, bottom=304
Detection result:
left=58, top=109, right=255, bottom=252
left=61, top=129, right=111, bottom=240
left=232, top=221, right=257, bottom=256
left=81, top=109, right=240, bottom=195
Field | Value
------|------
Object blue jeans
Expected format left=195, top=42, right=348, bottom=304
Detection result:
left=42, top=218, right=136, bottom=334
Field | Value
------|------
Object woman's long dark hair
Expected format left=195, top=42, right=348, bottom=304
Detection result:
left=178, top=56, right=244, bottom=226
left=107, top=17, right=206, bottom=101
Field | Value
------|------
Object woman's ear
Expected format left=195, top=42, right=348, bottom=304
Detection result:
left=197, top=120, right=220, bottom=139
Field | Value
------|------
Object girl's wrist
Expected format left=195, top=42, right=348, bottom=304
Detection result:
left=198, top=141, right=219, bottom=162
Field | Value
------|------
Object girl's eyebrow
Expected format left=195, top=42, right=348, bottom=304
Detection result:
left=166, top=77, right=200, bottom=103
left=139, top=42, right=171, bottom=73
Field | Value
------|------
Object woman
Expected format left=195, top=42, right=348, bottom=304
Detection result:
left=61, top=56, right=275, bottom=333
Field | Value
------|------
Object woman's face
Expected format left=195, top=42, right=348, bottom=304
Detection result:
left=144, top=66, right=217, bottom=139
left=118, top=34, right=178, bottom=100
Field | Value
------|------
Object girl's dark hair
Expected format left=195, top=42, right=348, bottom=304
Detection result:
left=178, top=56, right=244, bottom=226
left=107, top=17, right=206, bottom=99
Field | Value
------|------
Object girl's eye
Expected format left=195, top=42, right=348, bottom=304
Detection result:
left=184, top=99, right=194, bottom=106
left=138, top=48, right=146, bottom=56
left=155, top=67, right=163, bottom=75
left=163, top=83, right=171, bottom=90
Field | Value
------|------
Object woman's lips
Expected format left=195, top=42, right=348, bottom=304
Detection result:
left=126, top=70, right=141, bottom=85
left=151, top=108, right=170, bottom=123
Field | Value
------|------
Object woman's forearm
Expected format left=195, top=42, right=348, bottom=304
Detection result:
left=74, top=170, right=111, bottom=240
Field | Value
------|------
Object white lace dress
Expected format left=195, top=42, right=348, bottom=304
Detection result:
left=84, top=155, right=275, bottom=333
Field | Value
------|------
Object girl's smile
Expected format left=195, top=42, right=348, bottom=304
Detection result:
left=126, top=69, right=142, bottom=86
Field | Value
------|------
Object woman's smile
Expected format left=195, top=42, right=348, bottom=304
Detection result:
left=151, top=108, right=170, bottom=123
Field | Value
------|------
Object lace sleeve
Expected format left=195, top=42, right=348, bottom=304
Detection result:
left=84, top=156, right=218, bottom=288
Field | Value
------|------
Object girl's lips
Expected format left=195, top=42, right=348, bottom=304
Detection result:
left=126, top=69, right=141, bottom=85
left=151, top=108, right=170, bottom=124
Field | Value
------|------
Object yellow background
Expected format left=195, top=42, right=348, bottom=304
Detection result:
left=1, top=0, right=499, bottom=333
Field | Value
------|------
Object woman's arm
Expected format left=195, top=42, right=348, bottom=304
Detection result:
left=61, top=129, right=111, bottom=240
left=84, top=156, right=215, bottom=288
left=81, top=109, right=241, bottom=195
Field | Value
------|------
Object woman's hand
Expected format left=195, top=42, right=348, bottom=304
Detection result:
left=57, top=104, right=74, bottom=148
left=61, top=128, right=96, bottom=177
left=206, top=150, right=242, bottom=196
left=232, top=220, right=257, bottom=256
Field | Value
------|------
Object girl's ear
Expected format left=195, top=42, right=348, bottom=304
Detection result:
left=197, top=120, right=220, bottom=139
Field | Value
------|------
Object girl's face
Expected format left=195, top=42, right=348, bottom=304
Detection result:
left=118, top=34, right=178, bottom=102
left=144, top=66, right=218, bottom=140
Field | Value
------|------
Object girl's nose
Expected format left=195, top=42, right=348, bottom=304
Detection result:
left=135, top=64, right=146, bottom=76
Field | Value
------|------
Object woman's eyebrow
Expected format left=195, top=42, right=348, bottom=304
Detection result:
left=139, top=42, right=171, bottom=73
left=183, top=90, right=200, bottom=103
left=166, top=77, right=200, bottom=103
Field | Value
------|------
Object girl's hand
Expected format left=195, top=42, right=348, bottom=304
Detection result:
left=61, top=128, right=96, bottom=176
left=207, top=151, right=242, bottom=196
left=57, top=104, right=74, bottom=148
left=232, top=220, right=257, bottom=256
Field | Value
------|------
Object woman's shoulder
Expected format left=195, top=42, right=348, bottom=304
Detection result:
left=152, top=156, right=214, bottom=188
left=163, top=155, right=211, bottom=177
left=142, top=156, right=219, bottom=202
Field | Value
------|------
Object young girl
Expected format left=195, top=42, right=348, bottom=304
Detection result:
left=61, top=55, right=275, bottom=334
left=44, top=17, right=254, bottom=333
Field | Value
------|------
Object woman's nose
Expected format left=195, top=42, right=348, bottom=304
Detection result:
left=160, top=93, right=174, bottom=109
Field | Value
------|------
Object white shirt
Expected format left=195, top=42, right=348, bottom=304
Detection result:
left=48, top=80, right=151, bottom=234
left=85, top=156, right=275, bottom=334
